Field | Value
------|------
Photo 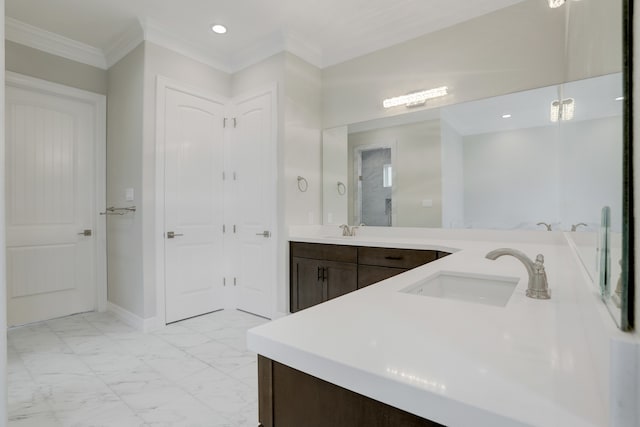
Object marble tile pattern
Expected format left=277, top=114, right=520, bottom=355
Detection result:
left=8, top=309, right=269, bottom=427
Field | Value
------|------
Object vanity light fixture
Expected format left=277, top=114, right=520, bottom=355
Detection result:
left=548, top=0, right=565, bottom=8
left=550, top=98, right=575, bottom=122
left=211, top=24, right=227, bottom=34
left=383, top=87, right=448, bottom=109
left=502, top=114, right=512, bottom=119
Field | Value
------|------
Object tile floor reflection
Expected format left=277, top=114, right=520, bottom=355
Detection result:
left=8, top=309, right=269, bottom=427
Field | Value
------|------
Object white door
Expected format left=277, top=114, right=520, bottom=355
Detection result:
left=164, top=88, right=226, bottom=323
left=6, top=82, right=103, bottom=326
left=229, top=89, right=277, bottom=318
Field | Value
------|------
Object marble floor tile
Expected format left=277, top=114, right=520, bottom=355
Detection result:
left=8, top=309, right=268, bottom=427
left=9, top=412, right=62, bottom=427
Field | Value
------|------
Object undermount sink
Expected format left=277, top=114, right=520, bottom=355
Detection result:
left=400, top=271, right=519, bottom=307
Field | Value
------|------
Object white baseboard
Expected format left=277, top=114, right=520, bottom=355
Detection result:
left=107, top=302, right=160, bottom=333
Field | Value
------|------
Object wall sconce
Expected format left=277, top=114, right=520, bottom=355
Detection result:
left=550, top=98, right=575, bottom=122
left=383, top=87, right=448, bottom=109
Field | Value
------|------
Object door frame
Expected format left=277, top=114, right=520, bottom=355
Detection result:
left=5, top=71, right=107, bottom=314
left=352, top=141, right=397, bottom=226
left=154, top=76, right=229, bottom=328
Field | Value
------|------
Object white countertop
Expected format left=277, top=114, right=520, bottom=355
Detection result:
left=248, top=227, right=618, bottom=427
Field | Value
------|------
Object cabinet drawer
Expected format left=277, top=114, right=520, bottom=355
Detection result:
left=358, top=265, right=406, bottom=289
left=290, top=242, right=357, bottom=263
left=358, top=247, right=437, bottom=269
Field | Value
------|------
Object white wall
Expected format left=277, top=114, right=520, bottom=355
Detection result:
left=463, top=125, right=561, bottom=229
left=463, top=117, right=622, bottom=231
left=440, top=120, right=464, bottom=228
left=322, top=126, right=348, bottom=225
left=559, top=116, right=623, bottom=232
left=322, top=0, right=567, bottom=128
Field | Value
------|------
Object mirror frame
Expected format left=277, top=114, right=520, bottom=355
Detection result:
left=621, top=0, right=634, bottom=331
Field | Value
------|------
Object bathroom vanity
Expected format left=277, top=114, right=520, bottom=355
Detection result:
left=290, top=241, right=449, bottom=312
left=249, top=227, right=632, bottom=427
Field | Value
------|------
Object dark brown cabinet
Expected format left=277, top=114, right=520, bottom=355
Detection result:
left=290, top=241, right=449, bottom=313
left=290, top=243, right=358, bottom=313
left=258, top=356, right=442, bottom=427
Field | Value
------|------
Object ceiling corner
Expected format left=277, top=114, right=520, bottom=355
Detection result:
left=104, top=21, right=144, bottom=68
left=282, top=31, right=324, bottom=69
left=140, top=18, right=233, bottom=74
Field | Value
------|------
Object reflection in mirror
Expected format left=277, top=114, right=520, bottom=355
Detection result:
left=324, top=73, right=623, bottom=233
left=322, top=73, right=629, bottom=329
left=355, top=146, right=393, bottom=226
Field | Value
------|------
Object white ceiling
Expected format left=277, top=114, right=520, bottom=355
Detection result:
left=5, top=0, right=526, bottom=71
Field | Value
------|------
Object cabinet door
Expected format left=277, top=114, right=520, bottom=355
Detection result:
left=358, top=265, right=406, bottom=289
left=325, top=260, right=358, bottom=301
left=291, top=257, right=325, bottom=312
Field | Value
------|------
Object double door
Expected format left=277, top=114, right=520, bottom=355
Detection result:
left=161, top=83, right=276, bottom=323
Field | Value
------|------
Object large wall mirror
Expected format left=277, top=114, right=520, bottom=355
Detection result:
left=321, top=0, right=633, bottom=331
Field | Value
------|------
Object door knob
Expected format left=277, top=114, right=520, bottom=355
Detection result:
left=256, top=230, right=271, bottom=238
left=77, top=229, right=92, bottom=237
left=166, top=231, right=184, bottom=239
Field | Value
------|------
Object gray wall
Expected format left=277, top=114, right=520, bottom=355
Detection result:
left=6, top=40, right=107, bottom=94
left=106, top=43, right=145, bottom=317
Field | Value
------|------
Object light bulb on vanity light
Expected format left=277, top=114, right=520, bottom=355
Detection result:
left=502, top=114, right=512, bottom=119
left=383, top=86, right=448, bottom=109
left=550, top=98, right=575, bottom=122
left=548, top=0, right=565, bottom=8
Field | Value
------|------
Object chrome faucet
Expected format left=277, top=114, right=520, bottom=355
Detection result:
left=571, top=223, right=587, bottom=232
left=536, top=222, right=552, bottom=231
left=485, top=248, right=551, bottom=299
left=339, top=224, right=358, bottom=237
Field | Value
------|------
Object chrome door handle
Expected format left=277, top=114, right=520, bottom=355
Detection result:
left=166, top=231, right=184, bottom=239
left=77, top=229, right=92, bottom=237
left=256, top=230, right=271, bottom=238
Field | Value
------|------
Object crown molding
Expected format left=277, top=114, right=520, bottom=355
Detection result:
left=140, top=18, right=232, bottom=74
left=5, top=17, right=107, bottom=69
left=104, top=21, right=144, bottom=68
left=5, top=17, right=325, bottom=74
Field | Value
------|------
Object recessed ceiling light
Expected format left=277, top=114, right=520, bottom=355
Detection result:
left=211, top=24, right=227, bottom=34
left=616, top=96, right=624, bottom=101
left=502, top=114, right=512, bottom=119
